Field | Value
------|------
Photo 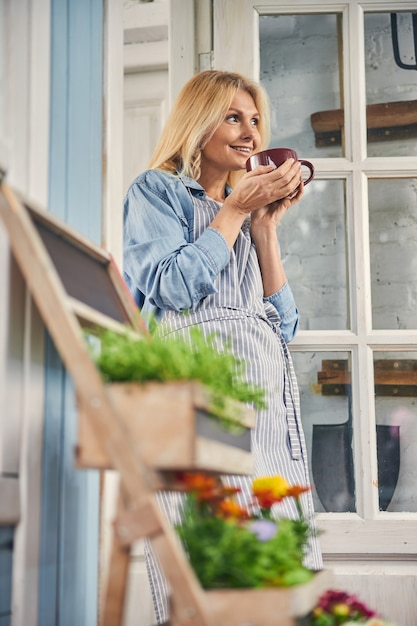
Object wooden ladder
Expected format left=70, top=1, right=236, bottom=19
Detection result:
left=0, top=182, right=330, bottom=626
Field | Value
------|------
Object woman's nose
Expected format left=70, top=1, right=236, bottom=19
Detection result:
left=241, top=122, right=257, bottom=139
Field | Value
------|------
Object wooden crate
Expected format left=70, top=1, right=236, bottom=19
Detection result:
left=77, top=380, right=256, bottom=475
left=170, top=570, right=332, bottom=626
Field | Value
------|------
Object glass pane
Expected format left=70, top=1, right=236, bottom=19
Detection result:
left=292, top=351, right=355, bottom=513
left=259, top=13, right=343, bottom=158
left=364, top=12, right=417, bottom=157
left=279, top=179, right=349, bottom=330
left=369, top=178, right=417, bottom=330
left=374, top=352, right=417, bottom=512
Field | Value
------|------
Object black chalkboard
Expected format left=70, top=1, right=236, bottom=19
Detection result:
left=20, top=200, right=145, bottom=334
left=33, top=217, right=130, bottom=324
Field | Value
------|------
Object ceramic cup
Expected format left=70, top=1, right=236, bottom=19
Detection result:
left=245, top=147, right=315, bottom=186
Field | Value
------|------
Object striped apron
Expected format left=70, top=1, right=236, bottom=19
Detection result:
left=144, top=195, right=323, bottom=624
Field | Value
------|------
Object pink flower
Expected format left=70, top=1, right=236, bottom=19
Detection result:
left=316, top=589, right=377, bottom=619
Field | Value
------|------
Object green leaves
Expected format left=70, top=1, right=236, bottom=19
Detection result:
left=175, top=496, right=313, bottom=590
left=88, top=325, right=266, bottom=410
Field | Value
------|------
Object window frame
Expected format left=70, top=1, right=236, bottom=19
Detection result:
left=213, top=0, right=417, bottom=558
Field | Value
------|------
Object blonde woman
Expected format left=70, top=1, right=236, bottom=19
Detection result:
left=123, top=70, right=322, bottom=624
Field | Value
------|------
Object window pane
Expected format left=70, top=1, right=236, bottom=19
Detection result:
left=259, top=14, right=343, bottom=158
left=364, top=12, right=417, bottom=157
left=293, top=351, right=355, bottom=513
left=374, top=352, right=417, bottom=512
left=369, top=178, right=417, bottom=330
left=280, top=179, right=349, bottom=330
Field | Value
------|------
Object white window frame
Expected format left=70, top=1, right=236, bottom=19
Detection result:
left=212, top=0, right=417, bottom=558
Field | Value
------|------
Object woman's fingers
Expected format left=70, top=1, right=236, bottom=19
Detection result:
left=263, top=160, right=301, bottom=202
left=233, top=159, right=302, bottom=212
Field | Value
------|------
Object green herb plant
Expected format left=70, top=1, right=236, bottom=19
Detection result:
left=87, top=325, right=266, bottom=432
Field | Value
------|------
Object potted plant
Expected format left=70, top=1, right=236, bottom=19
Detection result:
left=308, top=589, right=397, bottom=626
left=168, top=472, right=397, bottom=626
left=168, top=471, right=331, bottom=623
left=79, top=325, right=266, bottom=474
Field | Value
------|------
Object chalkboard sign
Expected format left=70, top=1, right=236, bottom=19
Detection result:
left=0, top=185, right=146, bottom=336
left=31, top=208, right=136, bottom=326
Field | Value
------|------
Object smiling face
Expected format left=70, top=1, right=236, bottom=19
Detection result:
left=200, top=89, right=261, bottom=178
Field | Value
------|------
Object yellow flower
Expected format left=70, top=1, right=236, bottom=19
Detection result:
left=252, top=476, right=291, bottom=508
left=333, top=603, right=351, bottom=616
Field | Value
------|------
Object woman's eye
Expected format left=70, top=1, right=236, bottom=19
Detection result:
left=251, top=118, right=259, bottom=126
left=227, top=114, right=239, bottom=122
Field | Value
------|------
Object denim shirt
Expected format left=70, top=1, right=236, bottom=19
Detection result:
left=123, top=169, right=299, bottom=343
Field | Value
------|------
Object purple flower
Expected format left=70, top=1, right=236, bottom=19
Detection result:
left=247, top=520, right=278, bottom=541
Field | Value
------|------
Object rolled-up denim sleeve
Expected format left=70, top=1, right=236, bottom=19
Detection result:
left=123, top=180, right=230, bottom=312
left=264, top=282, right=299, bottom=343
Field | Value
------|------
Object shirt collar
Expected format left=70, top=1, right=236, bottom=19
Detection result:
left=178, top=174, right=233, bottom=198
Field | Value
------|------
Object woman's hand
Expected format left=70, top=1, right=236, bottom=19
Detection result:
left=209, top=158, right=302, bottom=251
left=225, top=158, right=303, bottom=217
left=251, top=178, right=304, bottom=238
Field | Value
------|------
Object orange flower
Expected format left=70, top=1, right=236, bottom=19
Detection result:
left=175, top=472, right=242, bottom=507
left=177, top=472, right=217, bottom=492
left=286, top=484, right=311, bottom=498
left=217, top=499, right=249, bottom=520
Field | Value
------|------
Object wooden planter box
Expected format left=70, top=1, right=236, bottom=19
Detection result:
left=76, top=380, right=256, bottom=476
left=170, top=570, right=332, bottom=626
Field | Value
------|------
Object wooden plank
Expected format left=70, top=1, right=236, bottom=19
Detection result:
left=310, top=100, right=417, bottom=146
left=76, top=381, right=255, bottom=475
left=67, top=298, right=134, bottom=334
left=0, top=477, right=19, bottom=524
left=311, top=99, right=417, bottom=132
left=102, top=491, right=131, bottom=626
left=318, top=370, right=351, bottom=385
left=18, top=196, right=110, bottom=262
left=113, top=499, right=162, bottom=548
left=0, top=184, right=152, bottom=504
left=195, top=570, right=333, bottom=626
left=0, top=185, right=212, bottom=626
left=16, top=194, right=147, bottom=335
left=151, top=510, right=210, bottom=626
left=318, top=359, right=417, bottom=396
left=319, top=369, right=417, bottom=385
left=107, top=257, right=148, bottom=334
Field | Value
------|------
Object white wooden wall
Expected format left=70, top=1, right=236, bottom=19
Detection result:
left=122, top=2, right=169, bottom=624
left=0, top=1, right=50, bottom=624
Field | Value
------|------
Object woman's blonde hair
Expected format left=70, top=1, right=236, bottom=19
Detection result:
left=148, top=70, right=271, bottom=187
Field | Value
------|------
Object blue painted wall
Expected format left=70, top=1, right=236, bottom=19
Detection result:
left=0, top=527, right=13, bottom=626
left=38, top=0, right=103, bottom=624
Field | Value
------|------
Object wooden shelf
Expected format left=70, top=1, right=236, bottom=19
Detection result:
left=310, top=99, right=417, bottom=147
left=318, top=359, right=417, bottom=396
left=77, top=380, right=255, bottom=476
left=0, top=181, right=331, bottom=626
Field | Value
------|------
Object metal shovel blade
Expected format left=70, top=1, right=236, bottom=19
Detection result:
left=377, top=424, right=400, bottom=511
left=312, top=422, right=355, bottom=512
left=312, top=422, right=401, bottom=512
